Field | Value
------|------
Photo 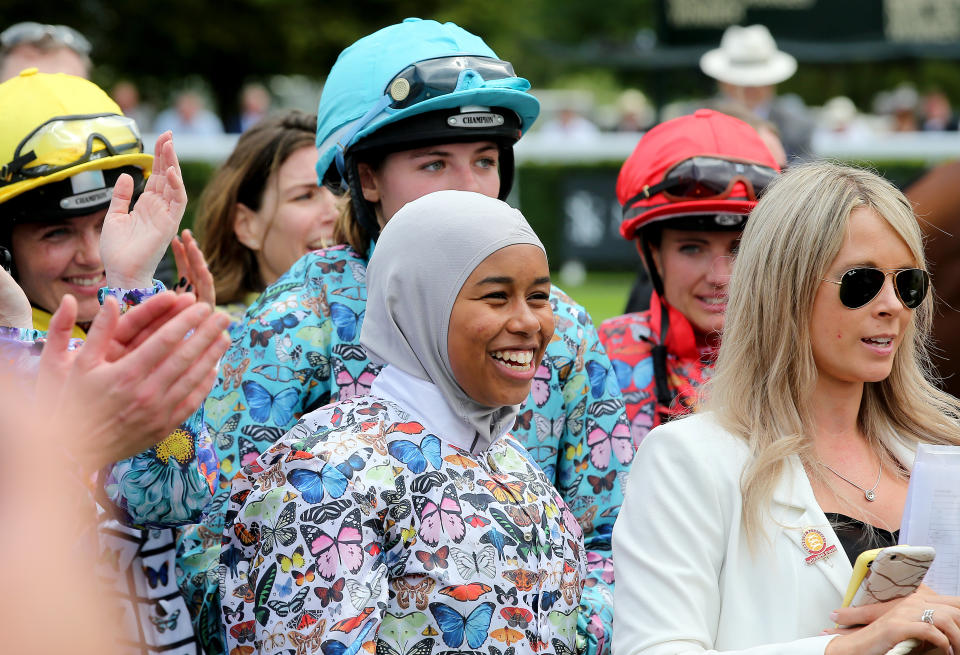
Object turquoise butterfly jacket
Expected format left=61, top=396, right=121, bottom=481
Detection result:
left=180, top=245, right=632, bottom=655
left=222, top=396, right=585, bottom=655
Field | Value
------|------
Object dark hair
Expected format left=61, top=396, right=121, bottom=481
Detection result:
left=194, top=110, right=317, bottom=304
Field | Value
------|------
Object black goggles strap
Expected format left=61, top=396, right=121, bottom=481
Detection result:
left=623, top=180, right=674, bottom=211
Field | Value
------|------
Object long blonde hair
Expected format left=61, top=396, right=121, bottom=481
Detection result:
left=705, top=161, right=960, bottom=542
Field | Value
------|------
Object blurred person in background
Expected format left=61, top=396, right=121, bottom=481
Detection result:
left=921, top=89, right=956, bottom=131
left=180, top=18, right=630, bottom=655
left=615, top=89, right=655, bottom=132
left=111, top=79, right=154, bottom=133
left=193, top=110, right=338, bottom=324
left=0, top=20, right=90, bottom=80
left=875, top=84, right=920, bottom=132
left=231, top=81, right=271, bottom=133
left=700, top=24, right=814, bottom=161
left=540, top=106, right=601, bottom=141
left=155, top=89, right=224, bottom=136
left=600, top=109, right=780, bottom=445
left=813, top=96, right=875, bottom=145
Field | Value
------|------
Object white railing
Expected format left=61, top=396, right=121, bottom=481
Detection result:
left=148, top=131, right=960, bottom=165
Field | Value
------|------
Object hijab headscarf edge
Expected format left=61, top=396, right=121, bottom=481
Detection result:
left=361, top=190, right=546, bottom=452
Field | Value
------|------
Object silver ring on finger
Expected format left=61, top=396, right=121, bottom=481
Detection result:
left=921, top=608, right=935, bottom=624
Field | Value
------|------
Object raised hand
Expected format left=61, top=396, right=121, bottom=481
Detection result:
left=37, top=292, right=230, bottom=473
left=101, top=132, right=187, bottom=290
left=171, top=228, right=216, bottom=308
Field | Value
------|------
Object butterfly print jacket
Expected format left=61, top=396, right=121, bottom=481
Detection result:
left=597, top=291, right=715, bottom=447
left=3, top=282, right=217, bottom=527
left=221, top=396, right=585, bottom=655
left=180, top=245, right=631, bottom=655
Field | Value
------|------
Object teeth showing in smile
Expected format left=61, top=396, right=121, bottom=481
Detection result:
left=65, top=276, right=103, bottom=287
left=700, top=296, right=726, bottom=305
left=863, top=337, right=893, bottom=346
left=491, top=349, right=533, bottom=370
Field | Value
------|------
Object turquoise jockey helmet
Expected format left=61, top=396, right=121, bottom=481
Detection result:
left=315, top=17, right=540, bottom=240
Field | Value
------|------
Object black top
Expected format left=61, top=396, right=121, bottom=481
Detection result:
left=825, top=512, right=900, bottom=566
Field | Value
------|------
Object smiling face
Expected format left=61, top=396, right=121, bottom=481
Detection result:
left=234, top=145, right=337, bottom=286
left=650, top=228, right=742, bottom=339
left=11, top=210, right=106, bottom=323
left=810, top=206, right=917, bottom=392
left=358, top=141, right=502, bottom=224
left=447, top=244, right=554, bottom=408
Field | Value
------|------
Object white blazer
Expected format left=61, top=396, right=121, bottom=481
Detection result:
left=612, top=412, right=916, bottom=655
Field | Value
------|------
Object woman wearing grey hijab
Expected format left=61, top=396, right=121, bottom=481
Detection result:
left=220, top=190, right=586, bottom=655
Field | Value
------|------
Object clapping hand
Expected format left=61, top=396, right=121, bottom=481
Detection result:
left=171, top=229, right=216, bottom=308
left=101, top=132, right=187, bottom=290
left=37, top=291, right=230, bottom=474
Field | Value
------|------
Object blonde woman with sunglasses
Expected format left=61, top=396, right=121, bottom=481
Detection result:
left=613, top=162, right=960, bottom=655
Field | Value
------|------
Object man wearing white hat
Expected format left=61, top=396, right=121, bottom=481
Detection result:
left=700, top=24, right=814, bottom=160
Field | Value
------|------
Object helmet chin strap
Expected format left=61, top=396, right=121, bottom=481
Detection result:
left=344, top=154, right=381, bottom=243
left=638, top=234, right=675, bottom=409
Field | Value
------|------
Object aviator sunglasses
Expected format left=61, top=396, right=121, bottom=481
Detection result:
left=822, top=267, right=929, bottom=309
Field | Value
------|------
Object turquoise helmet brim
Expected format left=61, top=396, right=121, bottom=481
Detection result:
left=317, top=84, right=539, bottom=181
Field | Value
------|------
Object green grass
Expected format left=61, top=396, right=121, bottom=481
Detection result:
left=556, top=270, right=636, bottom=324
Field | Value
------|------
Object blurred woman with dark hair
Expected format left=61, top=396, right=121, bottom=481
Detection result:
left=193, top=110, right=338, bottom=321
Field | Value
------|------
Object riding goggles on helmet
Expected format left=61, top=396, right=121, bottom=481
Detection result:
left=0, top=21, right=92, bottom=55
left=0, top=113, right=143, bottom=186
left=385, top=55, right=517, bottom=109
left=823, top=267, right=930, bottom=310
left=626, top=156, right=779, bottom=207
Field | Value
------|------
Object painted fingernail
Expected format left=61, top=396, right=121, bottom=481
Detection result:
left=186, top=284, right=193, bottom=293
left=829, top=611, right=839, bottom=622
left=177, top=276, right=186, bottom=288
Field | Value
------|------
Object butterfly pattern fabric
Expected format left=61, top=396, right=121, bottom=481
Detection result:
left=180, top=245, right=629, bottom=655
left=221, top=397, right=584, bottom=655
left=7, top=282, right=218, bottom=528
left=597, top=293, right=714, bottom=447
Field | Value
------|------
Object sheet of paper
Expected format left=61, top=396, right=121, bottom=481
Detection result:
left=899, top=444, right=960, bottom=594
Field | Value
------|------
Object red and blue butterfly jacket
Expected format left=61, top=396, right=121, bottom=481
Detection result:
left=221, top=395, right=585, bottom=655
left=597, top=292, right=715, bottom=447
left=179, top=244, right=631, bottom=655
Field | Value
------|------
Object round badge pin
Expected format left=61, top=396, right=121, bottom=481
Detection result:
left=801, top=528, right=837, bottom=565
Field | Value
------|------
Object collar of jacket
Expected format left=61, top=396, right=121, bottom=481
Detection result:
left=32, top=306, right=86, bottom=339
left=771, top=436, right=917, bottom=596
left=649, top=289, right=700, bottom=361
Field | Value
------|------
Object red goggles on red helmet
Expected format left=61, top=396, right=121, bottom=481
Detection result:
left=623, top=156, right=779, bottom=210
